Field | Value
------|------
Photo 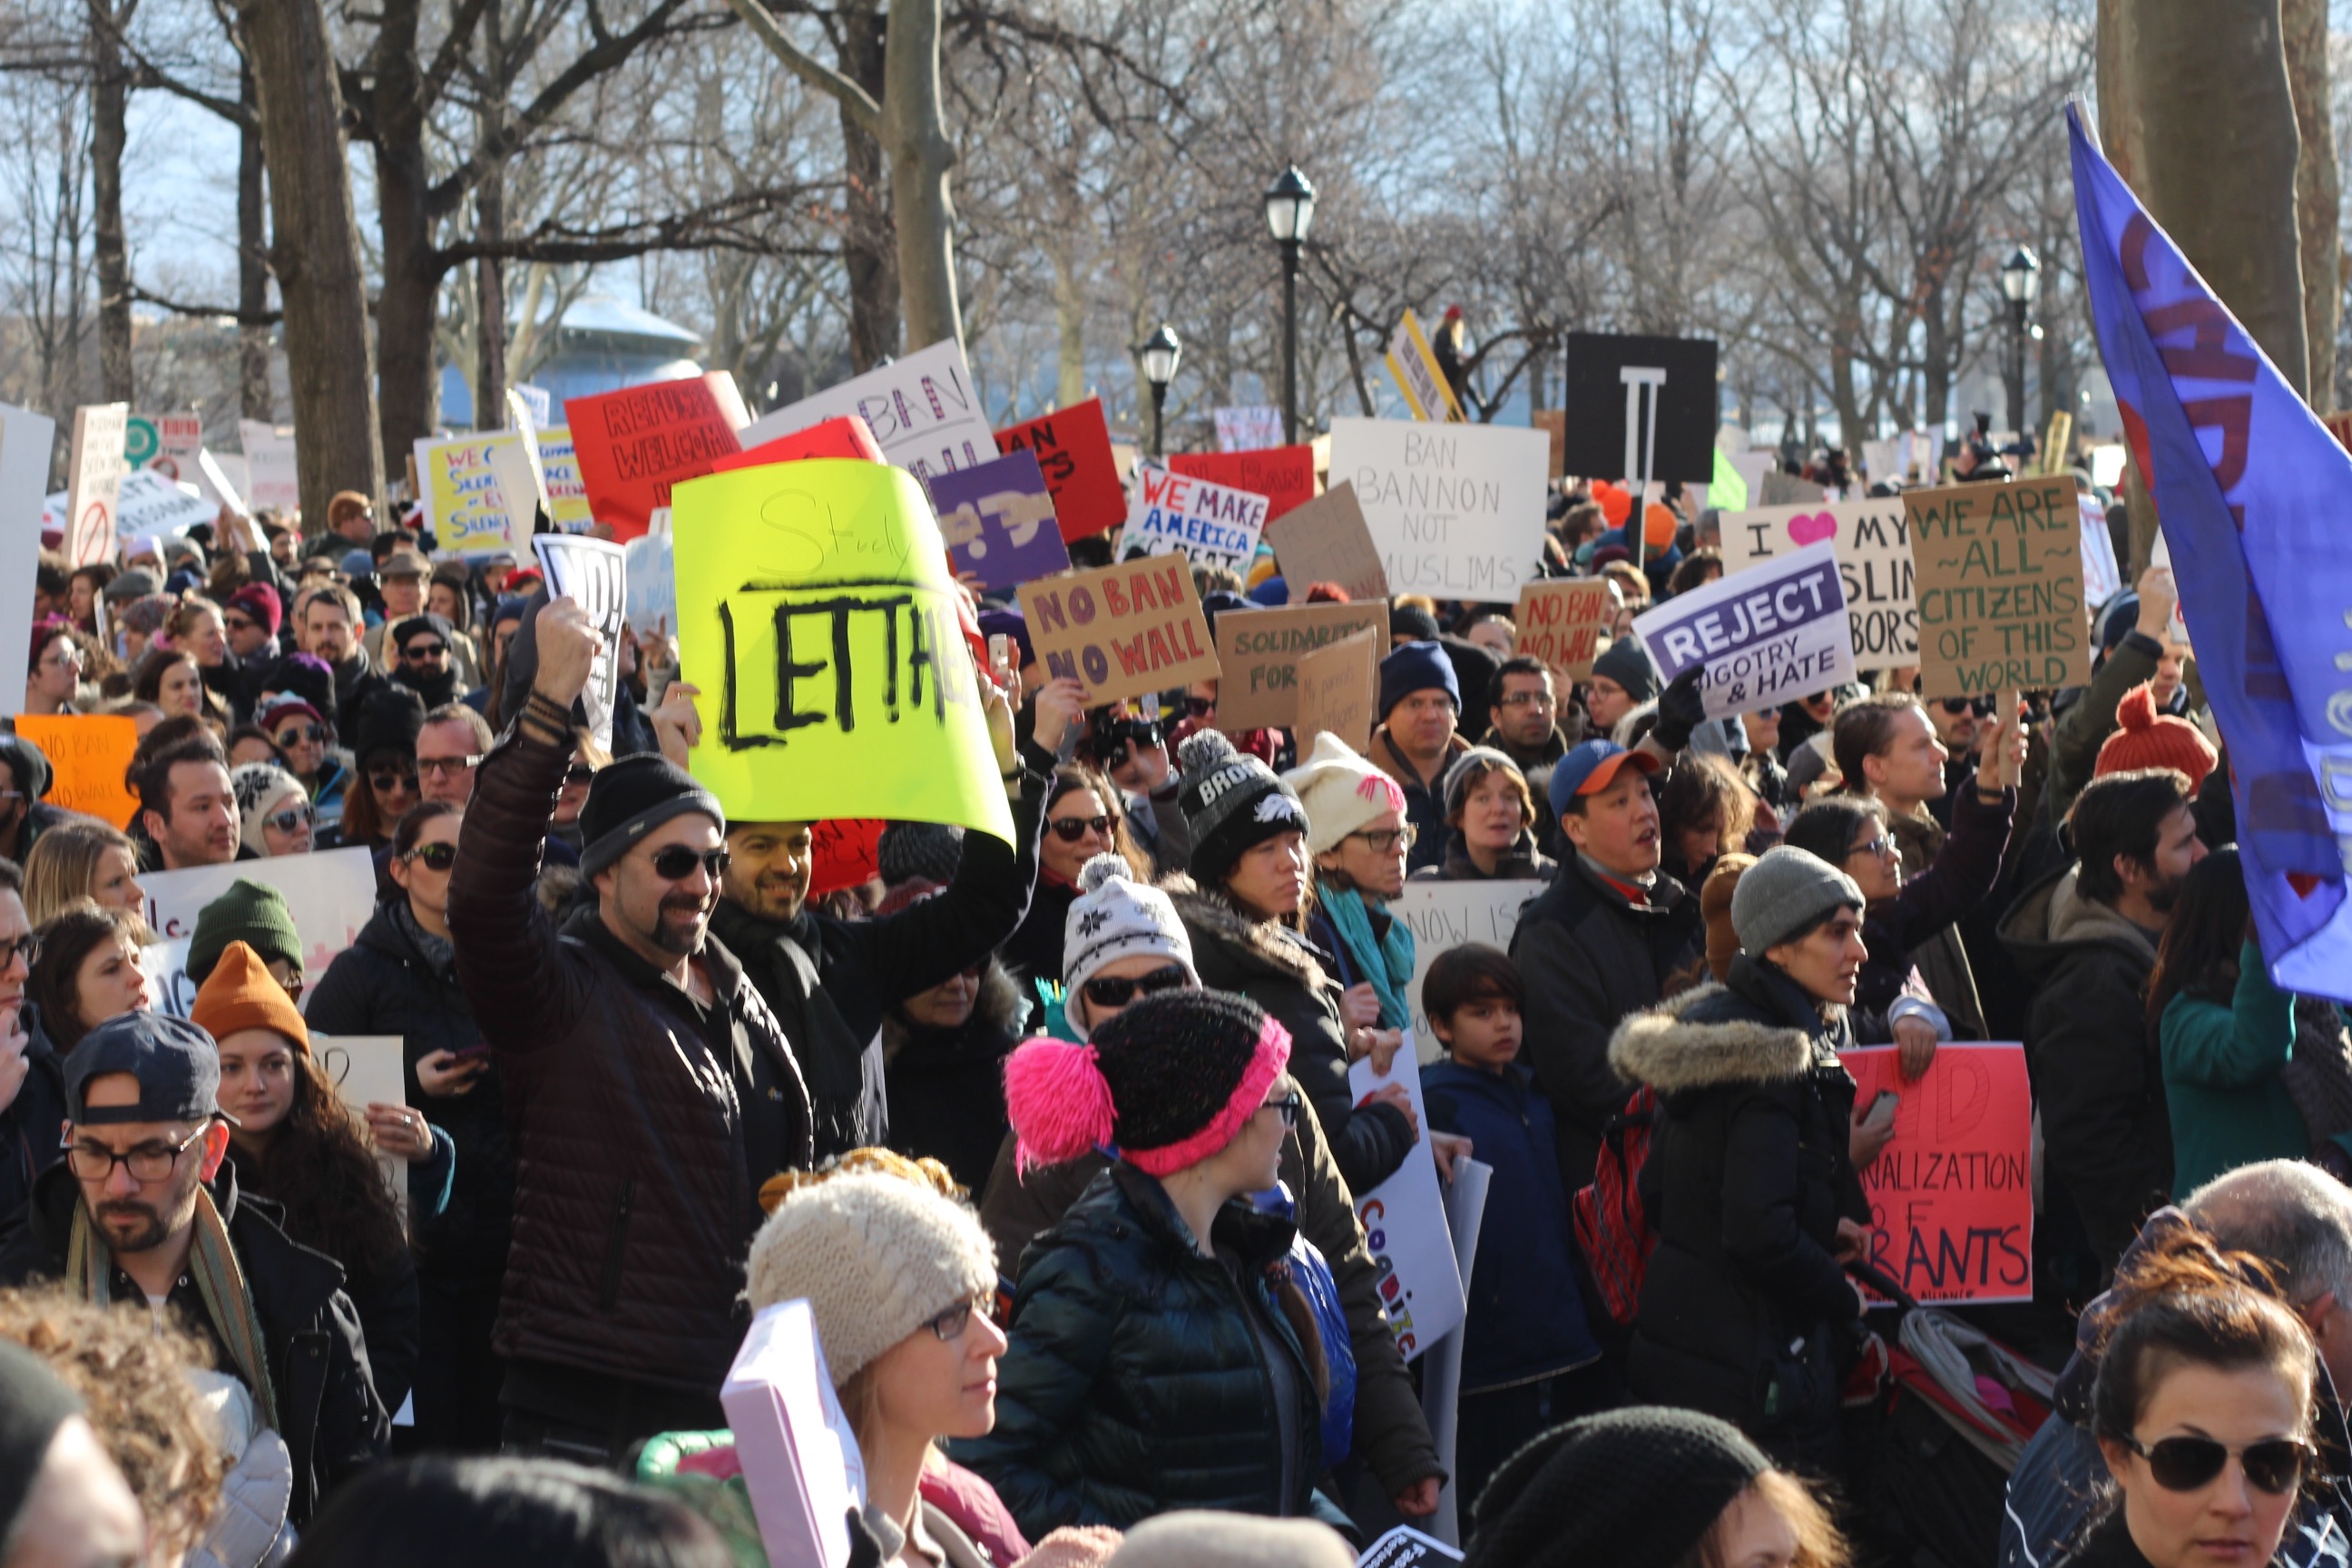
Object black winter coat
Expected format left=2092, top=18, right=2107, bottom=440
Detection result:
left=1166, top=877, right=1415, bottom=1194
left=882, top=962, right=1028, bottom=1198
left=956, top=1162, right=1325, bottom=1541
left=0, top=1019, right=66, bottom=1230
left=305, top=901, right=513, bottom=1280
left=1000, top=873, right=1079, bottom=989
left=1612, top=958, right=1867, bottom=1440
left=0, top=1162, right=389, bottom=1523
left=1853, top=784, right=2014, bottom=1025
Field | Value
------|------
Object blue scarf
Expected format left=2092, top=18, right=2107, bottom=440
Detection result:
left=1319, top=884, right=1415, bottom=1030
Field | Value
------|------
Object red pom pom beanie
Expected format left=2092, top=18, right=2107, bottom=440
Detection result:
left=2094, top=681, right=2217, bottom=790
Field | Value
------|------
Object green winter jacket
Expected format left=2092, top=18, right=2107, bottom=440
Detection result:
left=2161, top=939, right=2308, bottom=1197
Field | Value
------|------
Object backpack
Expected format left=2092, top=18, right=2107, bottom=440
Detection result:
left=1572, top=1084, right=1660, bottom=1328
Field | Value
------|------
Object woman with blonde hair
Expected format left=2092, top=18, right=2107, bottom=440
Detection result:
left=20, top=820, right=142, bottom=926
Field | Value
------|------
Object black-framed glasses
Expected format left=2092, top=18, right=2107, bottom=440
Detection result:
left=1260, top=1090, right=1304, bottom=1127
left=0, top=933, right=40, bottom=971
left=1182, top=695, right=1216, bottom=719
left=650, top=845, right=730, bottom=881
left=262, top=804, right=312, bottom=836
left=564, top=764, right=595, bottom=787
left=415, top=755, right=481, bottom=778
left=1847, top=833, right=1896, bottom=861
left=1498, top=691, right=1555, bottom=710
left=2122, top=1433, right=2315, bottom=1495
left=370, top=769, right=419, bottom=795
left=1080, top=965, right=1191, bottom=1011
left=64, top=1125, right=207, bottom=1184
left=1347, top=826, right=1416, bottom=854
left=274, top=724, right=326, bottom=748
left=924, top=1291, right=998, bottom=1342
left=405, top=840, right=457, bottom=872
left=1048, top=814, right=1113, bottom=844
left=402, top=642, right=448, bottom=662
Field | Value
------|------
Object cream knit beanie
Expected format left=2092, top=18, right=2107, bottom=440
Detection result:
left=1280, top=730, right=1406, bottom=857
left=742, top=1172, right=997, bottom=1386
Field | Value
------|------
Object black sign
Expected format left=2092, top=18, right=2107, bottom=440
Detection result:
left=1559, top=332, right=1720, bottom=485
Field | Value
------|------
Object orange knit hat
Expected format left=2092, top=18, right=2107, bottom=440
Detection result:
left=190, top=940, right=310, bottom=1054
left=2094, top=681, right=2217, bottom=791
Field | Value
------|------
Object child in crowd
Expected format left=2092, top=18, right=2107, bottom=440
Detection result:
left=1419, top=945, right=1612, bottom=1511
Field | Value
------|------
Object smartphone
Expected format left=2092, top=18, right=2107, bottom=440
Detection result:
left=1871, top=1090, right=1899, bottom=1116
left=988, top=633, right=1011, bottom=670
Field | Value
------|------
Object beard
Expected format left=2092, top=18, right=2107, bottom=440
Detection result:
left=652, top=891, right=712, bottom=956
left=93, top=1199, right=171, bottom=1253
left=2145, top=869, right=2187, bottom=916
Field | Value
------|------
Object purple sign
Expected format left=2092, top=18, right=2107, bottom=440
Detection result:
left=1632, top=538, right=1853, bottom=720
left=925, top=449, right=1069, bottom=593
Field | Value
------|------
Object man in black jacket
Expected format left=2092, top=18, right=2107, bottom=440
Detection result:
left=0, top=1011, right=388, bottom=1523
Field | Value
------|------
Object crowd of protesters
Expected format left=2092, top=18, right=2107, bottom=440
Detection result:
left=0, top=437, right=2338, bottom=1568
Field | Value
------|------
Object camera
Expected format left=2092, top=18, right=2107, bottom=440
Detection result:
left=1085, top=711, right=1163, bottom=770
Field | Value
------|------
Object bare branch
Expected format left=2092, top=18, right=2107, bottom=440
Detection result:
left=719, top=0, right=879, bottom=131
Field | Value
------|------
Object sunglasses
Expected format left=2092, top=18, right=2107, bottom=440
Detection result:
left=1182, top=695, right=1215, bottom=719
left=403, top=642, right=448, bottom=661
left=1938, top=697, right=1992, bottom=717
left=1048, top=814, right=1113, bottom=844
left=404, top=840, right=457, bottom=872
left=263, top=804, right=312, bottom=836
left=224, top=614, right=256, bottom=633
left=2122, top=1433, right=2315, bottom=1495
left=274, top=724, right=326, bottom=747
left=564, top=764, right=595, bottom=787
left=650, top=845, right=730, bottom=881
left=370, top=769, right=419, bottom=795
left=416, top=755, right=480, bottom=778
left=1080, top=965, right=1191, bottom=1010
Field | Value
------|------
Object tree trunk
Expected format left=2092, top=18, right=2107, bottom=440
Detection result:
left=2281, top=0, right=2339, bottom=409
left=475, top=8, right=508, bottom=432
left=1051, top=240, right=1085, bottom=409
left=88, top=0, right=135, bottom=405
left=370, top=0, right=443, bottom=465
left=237, top=60, right=273, bottom=422
left=884, top=0, right=960, bottom=354
left=1919, top=281, right=1952, bottom=433
left=239, top=0, right=385, bottom=524
left=839, top=0, right=897, bottom=371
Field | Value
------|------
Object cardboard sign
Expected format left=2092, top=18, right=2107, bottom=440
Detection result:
left=1844, top=1044, right=2034, bottom=1305
left=724, top=1299, right=867, bottom=1568
left=809, top=819, right=885, bottom=896
left=236, top=419, right=299, bottom=514
left=1214, top=406, right=1281, bottom=452
left=113, top=471, right=217, bottom=541
left=1349, top=1037, right=1466, bottom=1358
left=1295, top=628, right=1379, bottom=758
left=13, top=715, right=138, bottom=827
left=532, top=534, right=627, bottom=751
left=1167, top=445, right=1317, bottom=521
left=1119, top=466, right=1269, bottom=575
left=1212, top=602, right=1390, bottom=730
left=536, top=426, right=593, bottom=529
left=1328, top=417, right=1548, bottom=603
left=1530, top=410, right=1567, bottom=479
left=1905, top=475, right=2092, bottom=698
left=716, top=414, right=887, bottom=474
left=1719, top=497, right=1919, bottom=666
left=1386, top=309, right=1466, bottom=423
left=1264, top=481, right=1389, bottom=603
left=1511, top=580, right=1612, bottom=685
left=416, top=433, right=528, bottom=558
left=924, top=450, right=1069, bottom=593
left=0, top=403, right=57, bottom=714
left=1633, top=539, right=1853, bottom=721
left=1560, top=334, right=1720, bottom=484
left=1387, top=880, right=1543, bottom=1055
left=138, top=848, right=379, bottom=979
left=740, top=340, right=989, bottom=483
left=564, top=372, right=750, bottom=540
left=1017, top=557, right=1220, bottom=707
left=992, top=398, right=1124, bottom=542
left=670, top=460, right=1015, bottom=844
left=66, top=404, right=130, bottom=567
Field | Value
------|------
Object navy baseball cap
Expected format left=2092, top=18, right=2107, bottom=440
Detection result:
left=63, top=1012, right=231, bottom=1127
left=1547, top=740, right=1661, bottom=819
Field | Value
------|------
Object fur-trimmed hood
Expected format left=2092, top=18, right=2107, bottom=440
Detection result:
left=1608, top=978, right=1815, bottom=1093
left=882, top=958, right=1027, bottom=1064
left=1160, top=873, right=1330, bottom=993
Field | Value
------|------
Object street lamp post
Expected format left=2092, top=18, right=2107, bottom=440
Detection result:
left=2000, top=245, right=2042, bottom=444
left=1263, top=165, right=1317, bottom=445
left=1139, top=324, right=1181, bottom=459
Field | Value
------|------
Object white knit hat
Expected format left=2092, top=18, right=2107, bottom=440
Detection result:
left=742, top=1172, right=996, bottom=1386
left=230, top=763, right=309, bottom=855
left=1280, top=730, right=1406, bottom=857
left=1063, top=855, right=1197, bottom=1029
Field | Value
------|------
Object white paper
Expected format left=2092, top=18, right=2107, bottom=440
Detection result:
left=137, top=848, right=379, bottom=992
left=622, top=530, right=677, bottom=640
left=66, top=404, right=131, bottom=567
left=1421, top=1158, right=1492, bottom=1546
left=1347, top=1036, right=1466, bottom=1359
left=0, top=403, right=57, bottom=717
left=237, top=420, right=299, bottom=514
left=1717, top=495, right=1917, bottom=666
left=532, top=534, right=627, bottom=752
left=1328, top=417, right=1547, bottom=603
left=113, top=470, right=217, bottom=541
left=723, top=1299, right=866, bottom=1568
left=2079, top=492, right=2122, bottom=612
left=1633, top=537, right=1855, bottom=720
left=1384, top=881, right=1544, bottom=1058
left=738, top=339, right=991, bottom=482
left=1214, top=407, right=1283, bottom=452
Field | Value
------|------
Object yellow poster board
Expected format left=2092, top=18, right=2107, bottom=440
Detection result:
left=669, top=460, right=1014, bottom=844
left=1385, top=309, right=1467, bottom=424
left=415, top=432, right=525, bottom=557
left=538, top=425, right=594, bottom=529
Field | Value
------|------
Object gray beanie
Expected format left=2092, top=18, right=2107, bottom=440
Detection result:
left=877, top=822, right=964, bottom=887
left=1729, top=845, right=1864, bottom=956
left=1590, top=636, right=1660, bottom=703
left=1441, top=746, right=1526, bottom=820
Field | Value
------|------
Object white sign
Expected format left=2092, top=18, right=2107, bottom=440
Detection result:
left=532, top=534, right=626, bottom=751
left=66, top=404, right=130, bottom=568
left=509, top=384, right=553, bottom=428
left=1718, top=496, right=1917, bottom=667
left=2080, top=491, right=2122, bottom=611
left=136, top=847, right=378, bottom=982
left=113, top=471, right=218, bottom=541
left=724, top=1299, right=867, bottom=1568
left=1118, top=465, right=1269, bottom=575
left=314, top=1032, right=410, bottom=1211
left=1386, top=880, right=1544, bottom=1055
left=238, top=420, right=299, bottom=514
left=738, top=338, right=991, bottom=482
left=130, top=413, right=205, bottom=485
left=622, top=529, right=675, bottom=640
left=1421, top=1158, right=1491, bottom=1547
left=1860, top=438, right=1897, bottom=485
left=1214, top=406, right=1282, bottom=452
left=0, top=403, right=58, bottom=717
left=1348, top=1036, right=1466, bottom=1360
left=1328, top=417, right=1547, bottom=603
left=1633, top=537, right=1855, bottom=720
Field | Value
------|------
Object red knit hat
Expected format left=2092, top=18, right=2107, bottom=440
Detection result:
left=2094, top=682, right=2217, bottom=790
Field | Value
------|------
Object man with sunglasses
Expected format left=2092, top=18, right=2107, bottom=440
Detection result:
left=0, top=1010, right=388, bottom=1523
left=447, top=597, right=815, bottom=1463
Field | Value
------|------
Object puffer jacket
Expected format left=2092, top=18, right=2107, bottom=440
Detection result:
left=306, top=900, right=512, bottom=1279
left=446, top=725, right=815, bottom=1402
left=975, top=1073, right=1443, bottom=1501
left=883, top=962, right=1029, bottom=1199
left=1165, top=877, right=1415, bottom=1194
left=1612, top=958, right=1867, bottom=1441
left=956, top=1162, right=1325, bottom=1540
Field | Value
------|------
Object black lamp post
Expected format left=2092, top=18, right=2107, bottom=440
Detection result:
left=1263, top=164, right=1317, bottom=445
left=1139, top=324, right=1181, bottom=459
left=2000, top=245, right=2042, bottom=441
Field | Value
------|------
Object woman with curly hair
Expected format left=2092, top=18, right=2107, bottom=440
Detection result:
left=1658, top=750, right=1760, bottom=889
left=191, top=940, right=430, bottom=1422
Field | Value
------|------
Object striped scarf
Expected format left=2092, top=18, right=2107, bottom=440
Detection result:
left=68, top=1186, right=279, bottom=1432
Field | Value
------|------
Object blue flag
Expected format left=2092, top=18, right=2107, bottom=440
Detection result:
left=2070, top=103, right=2352, bottom=1001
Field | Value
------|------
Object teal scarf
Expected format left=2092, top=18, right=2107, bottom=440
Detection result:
left=1320, top=884, right=1416, bottom=1030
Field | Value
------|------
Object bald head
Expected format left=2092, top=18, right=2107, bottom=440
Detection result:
left=2185, top=1159, right=2352, bottom=1307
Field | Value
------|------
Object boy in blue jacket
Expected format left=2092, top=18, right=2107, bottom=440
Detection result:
left=1420, top=944, right=1612, bottom=1514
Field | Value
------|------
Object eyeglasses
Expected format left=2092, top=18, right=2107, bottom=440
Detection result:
left=1938, top=698, right=1992, bottom=718
left=1848, top=833, right=1896, bottom=861
left=64, top=1125, right=207, bottom=1184
left=1347, top=826, right=1416, bottom=854
left=2122, top=1433, right=2315, bottom=1495
left=1048, top=814, right=1113, bottom=844
left=650, top=845, right=730, bottom=881
left=1260, top=1091, right=1304, bottom=1127
left=0, top=933, right=40, bottom=971
left=415, top=755, right=481, bottom=778
left=404, top=840, right=457, bottom=872
left=1080, top=965, right=1191, bottom=1010
left=924, top=1291, right=998, bottom=1342
left=1182, top=695, right=1216, bottom=719
left=402, top=642, right=448, bottom=662
left=223, top=614, right=256, bottom=634
left=40, top=648, right=82, bottom=671
left=1499, top=691, right=1556, bottom=710
left=262, top=804, right=312, bottom=836
left=274, top=724, right=325, bottom=748
left=564, top=764, right=595, bottom=787
left=370, top=769, right=419, bottom=795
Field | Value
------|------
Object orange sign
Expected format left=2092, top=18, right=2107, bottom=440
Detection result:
left=15, top=713, right=141, bottom=828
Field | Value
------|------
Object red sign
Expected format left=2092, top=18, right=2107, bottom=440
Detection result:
left=1844, top=1044, right=2034, bottom=1305
left=809, top=819, right=884, bottom=896
left=712, top=415, right=884, bottom=473
left=1168, top=445, right=1317, bottom=521
left=564, top=373, right=750, bottom=540
left=993, top=397, right=1123, bottom=542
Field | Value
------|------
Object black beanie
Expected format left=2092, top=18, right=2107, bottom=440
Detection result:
left=1091, top=989, right=1286, bottom=1170
left=577, top=753, right=724, bottom=877
left=1176, top=730, right=1308, bottom=893
left=0, top=1338, right=83, bottom=1547
left=352, top=687, right=426, bottom=764
left=1466, top=1408, right=1771, bottom=1568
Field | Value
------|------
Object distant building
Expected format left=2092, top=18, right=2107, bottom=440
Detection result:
left=438, top=293, right=704, bottom=427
